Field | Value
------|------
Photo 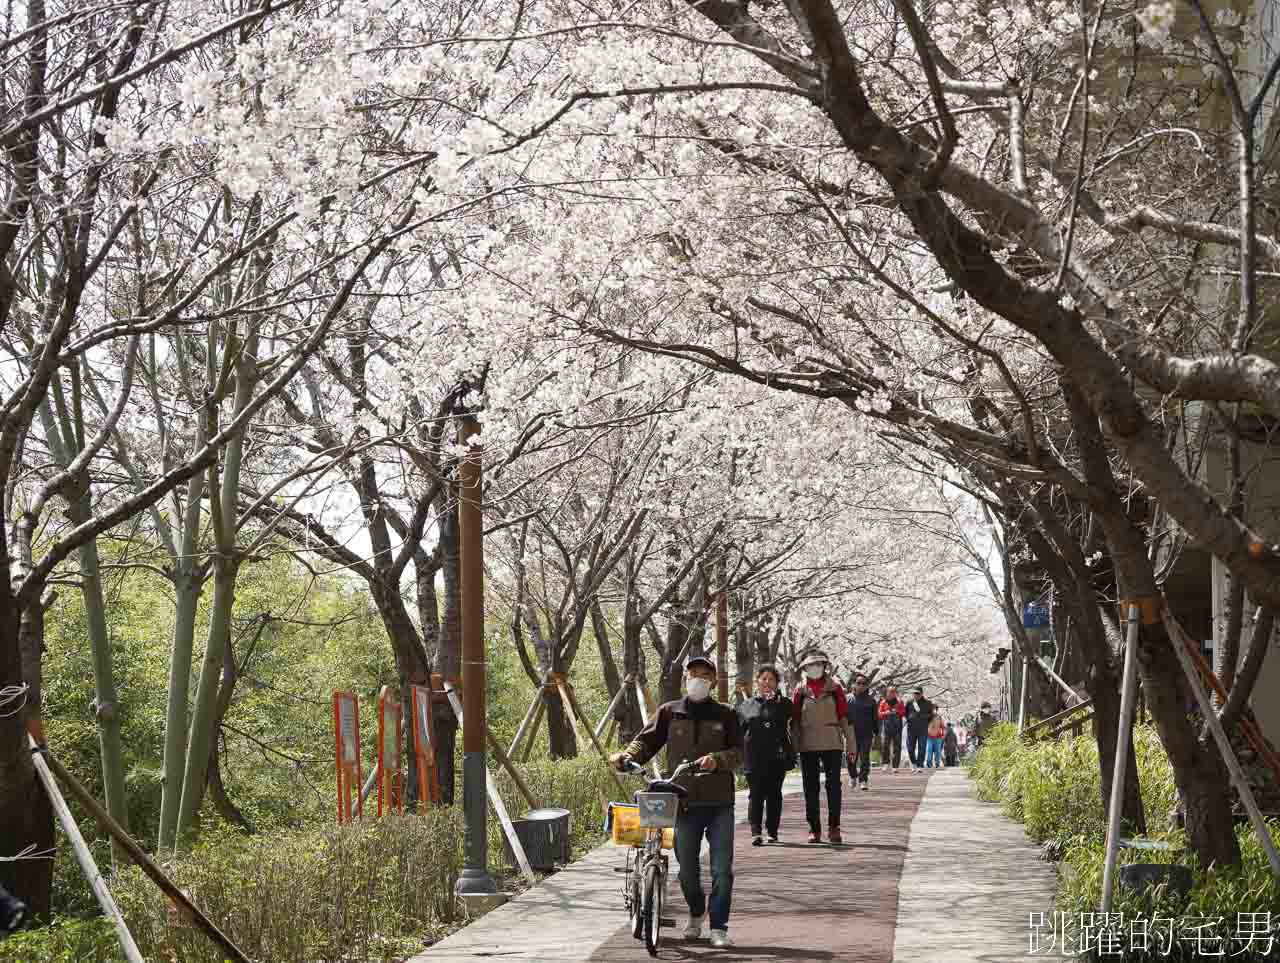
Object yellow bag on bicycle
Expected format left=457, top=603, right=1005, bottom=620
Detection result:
left=605, top=803, right=674, bottom=849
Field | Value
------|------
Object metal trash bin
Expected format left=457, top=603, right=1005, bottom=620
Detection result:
left=503, top=808, right=572, bottom=871
left=1119, top=863, right=1193, bottom=898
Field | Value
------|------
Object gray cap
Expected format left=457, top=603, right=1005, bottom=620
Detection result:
left=685, top=655, right=716, bottom=672
left=798, top=650, right=830, bottom=669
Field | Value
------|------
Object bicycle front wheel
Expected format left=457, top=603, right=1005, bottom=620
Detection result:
left=643, top=860, right=664, bottom=956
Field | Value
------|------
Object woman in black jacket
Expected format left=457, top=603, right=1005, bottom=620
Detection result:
left=737, top=664, right=795, bottom=846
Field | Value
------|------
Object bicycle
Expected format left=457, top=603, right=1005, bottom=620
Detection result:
left=612, top=759, right=696, bottom=956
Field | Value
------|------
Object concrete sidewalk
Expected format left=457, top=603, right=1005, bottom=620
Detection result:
left=412, top=777, right=805, bottom=963
left=892, top=768, right=1059, bottom=962
left=411, top=766, right=1058, bottom=963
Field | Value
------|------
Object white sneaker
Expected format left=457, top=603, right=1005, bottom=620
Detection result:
left=684, top=915, right=704, bottom=940
left=881, top=763, right=890, bottom=773
left=710, top=929, right=732, bottom=948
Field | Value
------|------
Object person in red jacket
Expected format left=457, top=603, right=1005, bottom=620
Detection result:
left=878, top=686, right=906, bottom=772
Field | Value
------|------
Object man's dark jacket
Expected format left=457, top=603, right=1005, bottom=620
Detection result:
left=848, top=691, right=879, bottom=740
left=906, top=696, right=935, bottom=735
left=624, top=697, right=743, bottom=806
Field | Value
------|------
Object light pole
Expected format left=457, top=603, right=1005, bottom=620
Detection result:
left=455, top=413, right=497, bottom=898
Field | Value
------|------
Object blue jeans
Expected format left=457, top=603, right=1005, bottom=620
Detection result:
left=674, top=804, right=734, bottom=931
left=906, top=728, right=926, bottom=767
left=925, top=737, right=943, bottom=767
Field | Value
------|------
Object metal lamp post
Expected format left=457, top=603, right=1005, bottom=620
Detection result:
left=455, top=413, right=498, bottom=897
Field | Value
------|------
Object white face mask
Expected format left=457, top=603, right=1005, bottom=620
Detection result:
left=686, top=677, right=712, bottom=702
left=804, top=665, right=825, bottom=680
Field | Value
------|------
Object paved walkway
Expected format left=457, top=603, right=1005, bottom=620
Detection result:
left=411, top=767, right=1057, bottom=963
left=892, top=769, right=1058, bottom=962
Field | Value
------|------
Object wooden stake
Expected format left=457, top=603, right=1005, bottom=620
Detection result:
left=29, top=735, right=144, bottom=963
left=1100, top=606, right=1141, bottom=914
left=485, top=723, right=538, bottom=811
left=557, top=679, right=626, bottom=796
left=507, top=689, right=543, bottom=760
left=593, top=686, right=625, bottom=742
left=519, top=696, right=546, bottom=763
left=633, top=679, right=661, bottom=777
left=34, top=741, right=251, bottom=963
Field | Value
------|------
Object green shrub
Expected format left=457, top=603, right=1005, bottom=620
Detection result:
left=1055, top=823, right=1280, bottom=961
left=109, top=809, right=465, bottom=963
left=969, top=722, right=1178, bottom=851
left=971, top=723, right=1279, bottom=960
left=0, top=916, right=121, bottom=963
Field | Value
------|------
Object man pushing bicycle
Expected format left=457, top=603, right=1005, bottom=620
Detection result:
left=611, top=655, right=742, bottom=949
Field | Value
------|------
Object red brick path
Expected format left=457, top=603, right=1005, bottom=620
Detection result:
left=587, top=770, right=931, bottom=962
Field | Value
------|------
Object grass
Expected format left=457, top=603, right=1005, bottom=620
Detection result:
left=970, top=722, right=1280, bottom=961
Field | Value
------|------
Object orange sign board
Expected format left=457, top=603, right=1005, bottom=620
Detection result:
left=333, top=690, right=362, bottom=823
left=377, top=686, right=402, bottom=816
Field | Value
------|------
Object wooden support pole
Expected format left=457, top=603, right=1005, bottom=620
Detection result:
left=519, top=697, right=546, bottom=763
left=34, top=741, right=250, bottom=963
left=485, top=723, right=538, bottom=811
left=443, top=684, right=537, bottom=887
left=29, top=736, right=144, bottom=963
left=1017, top=655, right=1030, bottom=735
left=360, top=762, right=379, bottom=811
left=557, top=679, right=626, bottom=796
left=593, top=685, right=626, bottom=741
left=633, top=679, right=661, bottom=777
left=1100, top=606, right=1141, bottom=914
left=507, top=689, right=543, bottom=760
left=603, top=718, right=618, bottom=748
left=1165, top=614, right=1280, bottom=881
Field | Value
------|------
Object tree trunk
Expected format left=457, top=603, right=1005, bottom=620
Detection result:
left=175, top=552, right=241, bottom=848
left=158, top=459, right=206, bottom=851
left=74, top=519, right=130, bottom=866
left=616, top=617, right=644, bottom=744
left=543, top=685, right=579, bottom=759
left=6, top=588, right=54, bottom=917
left=207, top=735, right=254, bottom=833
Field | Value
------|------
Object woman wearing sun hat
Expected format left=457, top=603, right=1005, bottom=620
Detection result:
left=791, top=649, right=853, bottom=843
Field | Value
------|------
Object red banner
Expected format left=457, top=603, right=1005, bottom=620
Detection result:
left=377, top=686, right=402, bottom=816
left=333, top=690, right=362, bottom=823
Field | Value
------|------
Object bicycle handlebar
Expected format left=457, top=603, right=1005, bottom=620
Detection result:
left=622, top=759, right=700, bottom=781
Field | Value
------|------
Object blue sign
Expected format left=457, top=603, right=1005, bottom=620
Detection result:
left=1022, top=602, right=1050, bottom=628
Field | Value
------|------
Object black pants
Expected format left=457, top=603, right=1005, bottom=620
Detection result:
left=846, top=731, right=873, bottom=783
left=906, top=728, right=926, bottom=768
left=800, top=750, right=843, bottom=830
left=746, top=765, right=787, bottom=836
left=882, top=726, right=902, bottom=768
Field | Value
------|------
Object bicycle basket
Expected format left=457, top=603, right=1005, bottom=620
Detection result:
left=605, top=802, right=675, bottom=848
left=635, top=792, right=679, bottom=828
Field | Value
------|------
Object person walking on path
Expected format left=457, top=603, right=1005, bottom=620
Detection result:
left=610, top=655, right=742, bottom=949
left=738, top=664, right=795, bottom=846
left=845, top=673, right=878, bottom=791
left=792, top=650, right=854, bottom=844
left=970, top=700, right=997, bottom=750
left=943, top=721, right=959, bottom=766
left=905, top=687, right=935, bottom=772
left=878, top=686, right=906, bottom=772
left=924, top=713, right=945, bottom=768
